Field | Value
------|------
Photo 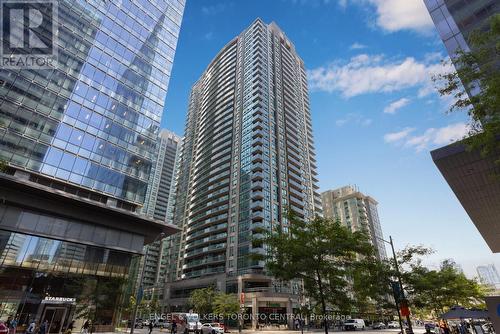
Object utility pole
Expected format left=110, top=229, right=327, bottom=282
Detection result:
left=375, top=235, right=414, bottom=334
left=391, top=280, right=405, bottom=334
left=389, top=236, right=413, bottom=334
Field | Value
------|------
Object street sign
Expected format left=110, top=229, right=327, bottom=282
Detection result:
left=137, top=286, right=144, bottom=303
left=391, top=281, right=403, bottom=302
left=400, top=300, right=410, bottom=317
left=240, top=292, right=245, bottom=304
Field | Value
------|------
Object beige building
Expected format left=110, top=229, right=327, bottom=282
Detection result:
left=322, top=186, right=387, bottom=260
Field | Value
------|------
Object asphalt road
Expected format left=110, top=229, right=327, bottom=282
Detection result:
left=128, top=327, right=427, bottom=334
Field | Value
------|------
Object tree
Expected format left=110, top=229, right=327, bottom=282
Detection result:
left=393, top=247, right=485, bottom=317
left=258, top=214, right=382, bottom=334
left=433, top=14, right=500, bottom=166
left=213, top=293, right=239, bottom=326
left=405, top=259, right=485, bottom=317
left=189, top=287, right=217, bottom=317
left=0, top=159, right=8, bottom=173
left=149, top=294, right=161, bottom=315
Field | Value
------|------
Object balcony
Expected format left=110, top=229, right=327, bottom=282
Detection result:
left=251, top=200, right=264, bottom=210
left=252, top=190, right=264, bottom=200
left=252, top=122, right=263, bottom=131
left=288, top=178, right=302, bottom=191
left=253, top=146, right=263, bottom=155
left=252, top=137, right=263, bottom=147
left=251, top=211, right=264, bottom=221
left=251, top=222, right=265, bottom=231
left=252, top=153, right=263, bottom=163
left=290, top=205, right=305, bottom=218
left=184, top=243, right=226, bottom=258
left=252, top=172, right=263, bottom=181
left=252, top=130, right=264, bottom=139
left=183, top=255, right=226, bottom=270
left=252, top=162, right=263, bottom=172
left=252, top=180, right=263, bottom=189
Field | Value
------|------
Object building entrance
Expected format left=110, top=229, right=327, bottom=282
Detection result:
left=42, top=307, right=67, bottom=334
left=37, top=299, right=76, bottom=334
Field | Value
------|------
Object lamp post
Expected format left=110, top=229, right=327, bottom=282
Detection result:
left=375, top=235, right=414, bottom=334
left=130, top=232, right=165, bottom=334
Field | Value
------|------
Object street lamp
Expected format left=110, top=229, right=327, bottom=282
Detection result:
left=375, top=235, right=414, bottom=334
left=130, top=232, right=165, bottom=334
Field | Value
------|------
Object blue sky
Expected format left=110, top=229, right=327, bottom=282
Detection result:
left=161, top=0, right=499, bottom=277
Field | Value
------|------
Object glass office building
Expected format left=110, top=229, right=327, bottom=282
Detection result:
left=425, top=1, right=500, bottom=254
left=0, top=0, right=185, bottom=206
left=0, top=0, right=184, bottom=331
left=424, top=0, right=498, bottom=57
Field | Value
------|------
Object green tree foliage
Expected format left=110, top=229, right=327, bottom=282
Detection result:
left=258, top=214, right=381, bottom=334
left=404, top=259, right=485, bottom=316
left=213, top=293, right=239, bottom=324
left=394, top=247, right=485, bottom=317
left=189, top=287, right=217, bottom=317
left=434, top=14, right=500, bottom=165
left=0, top=159, right=8, bottom=173
left=149, top=294, right=161, bottom=315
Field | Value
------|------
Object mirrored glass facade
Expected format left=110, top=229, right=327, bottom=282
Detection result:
left=0, top=229, right=135, bottom=331
left=0, top=0, right=185, bottom=205
left=424, top=0, right=499, bottom=56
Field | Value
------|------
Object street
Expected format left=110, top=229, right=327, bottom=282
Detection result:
left=127, top=328, right=428, bottom=334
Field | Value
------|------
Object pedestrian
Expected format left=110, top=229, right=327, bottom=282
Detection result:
left=39, top=320, right=48, bottom=334
left=5, top=317, right=12, bottom=334
left=27, top=320, right=36, bottom=334
left=439, top=320, right=450, bottom=334
left=81, top=320, right=90, bottom=334
left=9, top=317, right=18, bottom=334
left=66, top=321, right=75, bottom=334
left=148, top=322, right=153, bottom=334
left=170, top=321, right=176, bottom=334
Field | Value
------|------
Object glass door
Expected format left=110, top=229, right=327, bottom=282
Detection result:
left=41, top=307, right=67, bottom=334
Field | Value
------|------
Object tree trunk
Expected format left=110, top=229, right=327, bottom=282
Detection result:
left=316, top=269, right=328, bottom=334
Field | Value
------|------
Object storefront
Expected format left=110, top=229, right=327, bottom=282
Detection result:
left=0, top=173, right=179, bottom=332
left=0, top=230, right=134, bottom=333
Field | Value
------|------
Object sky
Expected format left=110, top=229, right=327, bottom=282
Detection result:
left=160, top=0, right=500, bottom=278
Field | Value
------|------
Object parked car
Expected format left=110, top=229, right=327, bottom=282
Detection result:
left=201, top=323, right=224, bottom=334
left=156, top=319, right=170, bottom=329
left=344, top=319, right=366, bottom=331
left=211, top=323, right=227, bottom=333
left=372, top=322, right=386, bottom=330
left=135, top=319, right=144, bottom=328
left=387, top=321, right=399, bottom=329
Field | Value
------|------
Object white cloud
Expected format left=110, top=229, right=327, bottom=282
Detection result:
left=341, top=0, right=434, bottom=33
left=384, top=97, right=410, bottom=114
left=384, top=127, right=415, bottom=143
left=368, top=0, right=434, bottom=33
left=385, top=122, right=469, bottom=152
left=336, top=113, right=372, bottom=127
left=201, top=3, right=228, bottom=15
left=204, top=32, right=214, bottom=41
left=308, top=54, right=447, bottom=98
left=350, top=42, right=367, bottom=50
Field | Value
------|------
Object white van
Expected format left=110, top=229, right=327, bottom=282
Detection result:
left=343, top=319, right=366, bottom=331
